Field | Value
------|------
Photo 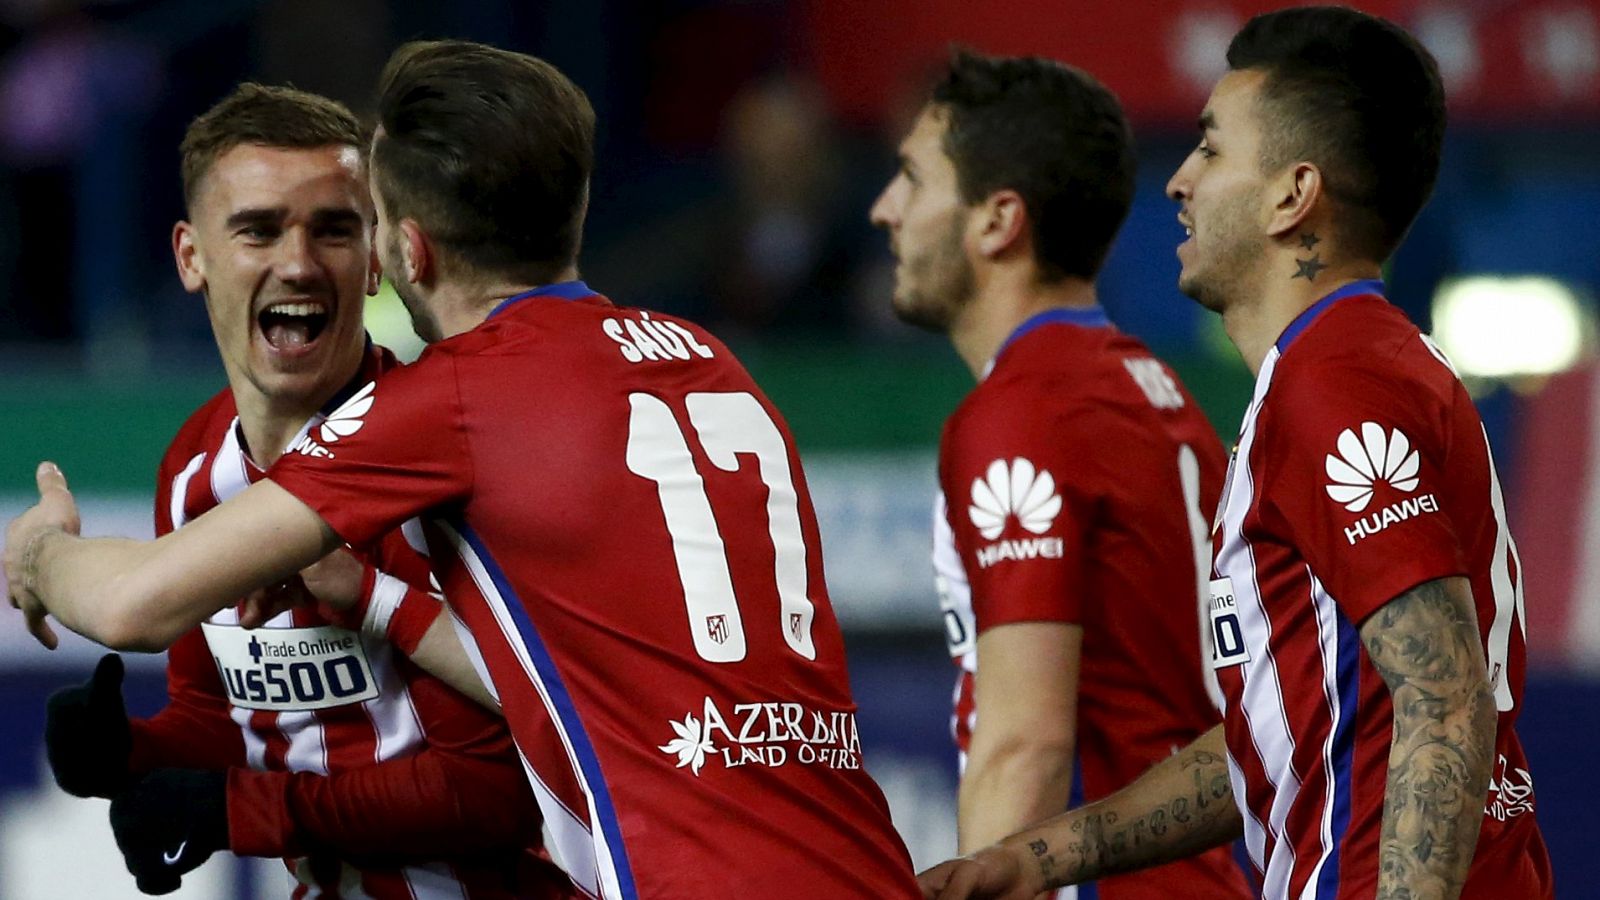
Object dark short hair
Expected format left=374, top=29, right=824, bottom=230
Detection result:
left=1227, top=6, right=1446, bottom=261
left=931, top=49, right=1135, bottom=282
left=180, top=83, right=367, bottom=212
left=373, top=40, right=596, bottom=284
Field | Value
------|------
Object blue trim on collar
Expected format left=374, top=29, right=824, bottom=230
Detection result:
left=997, top=306, right=1111, bottom=357
left=1274, top=279, right=1385, bottom=354
left=487, top=280, right=596, bottom=320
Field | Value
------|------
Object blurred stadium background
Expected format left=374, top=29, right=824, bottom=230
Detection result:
left=1, top=0, right=1598, bottom=896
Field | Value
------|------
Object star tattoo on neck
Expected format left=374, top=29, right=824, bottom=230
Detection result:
left=1299, top=232, right=1321, bottom=250
left=1293, top=255, right=1328, bottom=281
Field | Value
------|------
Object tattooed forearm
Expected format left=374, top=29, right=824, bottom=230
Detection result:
left=1362, top=577, right=1497, bottom=900
left=1011, top=730, right=1241, bottom=888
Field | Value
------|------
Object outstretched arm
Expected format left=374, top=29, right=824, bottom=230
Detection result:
left=6, top=465, right=338, bottom=651
left=920, top=724, right=1240, bottom=899
left=1360, top=575, right=1496, bottom=900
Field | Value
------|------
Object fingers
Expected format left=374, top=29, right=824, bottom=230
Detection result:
left=26, top=604, right=58, bottom=650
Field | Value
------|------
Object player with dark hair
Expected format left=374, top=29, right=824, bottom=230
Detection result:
left=918, top=8, right=1553, bottom=900
left=39, top=82, right=571, bottom=898
left=871, top=49, right=1249, bottom=900
left=7, top=43, right=920, bottom=899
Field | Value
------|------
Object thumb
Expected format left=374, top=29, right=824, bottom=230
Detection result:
left=90, top=654, right=125, bottom=704
left=36, top=461, right=69, bottom=496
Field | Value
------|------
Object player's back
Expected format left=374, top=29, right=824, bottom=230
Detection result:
left=940, top=318, right=1248, bottom=899
left=419, top=289, right=919, bottom=898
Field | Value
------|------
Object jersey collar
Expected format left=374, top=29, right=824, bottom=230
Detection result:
left=1274, top=278, right=1385, bottom=354
left=487, top=280, right=598, bottom=320
left=996, top=306, right=1111, bottom=359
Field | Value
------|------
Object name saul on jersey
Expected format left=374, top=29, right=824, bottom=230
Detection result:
left=968, top=457, right=1065, bottom=568
left=1324, top=421, right=1440, bottom=545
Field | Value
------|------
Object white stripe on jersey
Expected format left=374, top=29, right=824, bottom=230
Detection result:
left=403, top=863, right=469, bottom=900
left=211, top=421, right=250, bottom=501
left=438, top=520, right=625, bottom=900
left=170, top=452, right=206, bottom=531
left=1216, top=347, right=1303, bottom=882
left=1301, top=571, right=1350, bottom=900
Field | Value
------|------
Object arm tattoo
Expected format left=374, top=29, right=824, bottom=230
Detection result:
left=1362, top=578, right=1497, bottom=900
left=1024, top=749, right=1237, bottom=887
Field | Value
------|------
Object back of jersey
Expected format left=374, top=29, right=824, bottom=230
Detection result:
left=432, top=293, right=918, bottom=899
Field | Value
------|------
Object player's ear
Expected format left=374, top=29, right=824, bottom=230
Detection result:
left=365, top=242, right=382, bottom=296
left=398, top=219, right=430, bottom=287
left=173, top=221, right=206, bottom=294
left=1266, top=161, right=1322, bottom=239
left=975, top=188, right=1027, bottom=262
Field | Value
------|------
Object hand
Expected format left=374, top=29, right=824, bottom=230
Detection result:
left=109, top=769, right=229, bottom=895
left=4, top=462, right=82, bottom=649
left=236, top=578, right=309, bottom=629
left=917, top=844, right=1039, bottom=900
left=45, top=653, right=132, bottom=798
left=297, top=547, right=365, bottom=614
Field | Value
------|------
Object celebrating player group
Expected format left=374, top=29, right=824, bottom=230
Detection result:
left=1, top=5, right=1556, bottom=899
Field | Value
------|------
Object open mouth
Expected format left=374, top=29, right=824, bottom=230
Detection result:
left=258, top=301, right=330, bottom=351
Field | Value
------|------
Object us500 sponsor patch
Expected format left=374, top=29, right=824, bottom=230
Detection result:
left=202, top=622, right=380, bottom=711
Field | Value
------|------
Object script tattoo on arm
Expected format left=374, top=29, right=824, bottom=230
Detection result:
left=1019, top=736, right=1240, bottom=888
left=1361, top=577, right=1497, bottom=900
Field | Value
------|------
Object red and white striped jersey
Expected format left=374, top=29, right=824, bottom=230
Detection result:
left=268, top=282, right=920, bottom=900
left=1209, top=281, right=1553, bottom=899
left=934, top=309, right=1250, bottom=900
left=135, top=346, right=569, bottom=900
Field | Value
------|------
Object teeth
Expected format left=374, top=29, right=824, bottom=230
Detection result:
left=1185, top=227, right=1193, bottom=236
left=264, top=302, right=326, bottom=317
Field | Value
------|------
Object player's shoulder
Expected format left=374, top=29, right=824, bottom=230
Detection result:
left=162, top=386, right=238, bottom=471
left=1273, top=295, right=1454, bottom=405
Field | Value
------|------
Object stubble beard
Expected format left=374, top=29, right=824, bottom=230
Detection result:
left=1178, top=189, right=1262, bottom=316
left=383, top=238, right=442, bottom=344
left=890, top=218, right=974, bottom=335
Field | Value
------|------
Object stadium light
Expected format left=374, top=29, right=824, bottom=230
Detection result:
left=1430, top=275, right=1589, bottom=378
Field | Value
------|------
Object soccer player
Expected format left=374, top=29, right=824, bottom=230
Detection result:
left=917, top=8, right=1554, bottom=900
left=6, top=43, right=921, bottom=899
left=870, top=51, right=1250, bottom=900
left=39, top=83, right=571, bottom=898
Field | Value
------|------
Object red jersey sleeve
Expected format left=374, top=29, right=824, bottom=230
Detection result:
left=939, top=391, right=1097, bottom=632
left=128, top=443, right=247, bottom=773
left=226, top=731, right=541, bottom=859
left=1259, top=360, right=1467, bottom=624
left=268, top=356, right=473, bottom=548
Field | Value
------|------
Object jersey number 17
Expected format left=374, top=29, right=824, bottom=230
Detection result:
left=627, top=391, right=818, bottom=664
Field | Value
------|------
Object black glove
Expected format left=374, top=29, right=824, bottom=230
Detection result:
left=45, top=653, right=132, bottom=798
left=109, top=768, right=230, bottom=895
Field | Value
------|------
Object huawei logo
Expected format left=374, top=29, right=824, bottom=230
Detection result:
left=969, top=458, right=1062, bottom=540
left=1324, top=422, right=1420, bottom=513
left=319, top=381, right=376, bottom=444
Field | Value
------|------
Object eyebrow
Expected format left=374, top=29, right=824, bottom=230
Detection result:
left=225, top=207, right=284, bottom=230
left=224, top=206, right=365, bottom=230
left=1198, top=111, right=1217, bottom=132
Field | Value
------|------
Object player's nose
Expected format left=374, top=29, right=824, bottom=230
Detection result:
left=273, top=226, right=322, bottom=285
